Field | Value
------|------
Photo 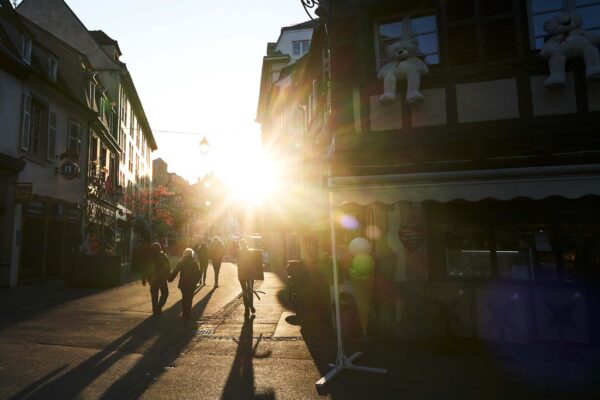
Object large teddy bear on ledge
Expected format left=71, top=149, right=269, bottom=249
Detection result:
left=377, top=39, right=429, bottom=104
left=540, top=12, right=600, bottom=88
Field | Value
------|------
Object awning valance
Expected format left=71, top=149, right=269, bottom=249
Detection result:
left=329, top=164, right=600, bottom=205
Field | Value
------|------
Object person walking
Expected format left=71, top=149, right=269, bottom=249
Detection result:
left=209, top=237, right=225, bottom=287
left=142, top=242, right=171, bottom=315
left=131, top=238, right=152, bottom=275
left=237, top=239, right=256, bottom=318
left=169, top=248, right=201, bottom=319
left=196, top=242, right=209, bottom=285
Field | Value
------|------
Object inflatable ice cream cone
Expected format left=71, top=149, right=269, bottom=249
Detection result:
left=350, top=253, right=375, bottom=335
left=351, top=272, right=374, bottom=335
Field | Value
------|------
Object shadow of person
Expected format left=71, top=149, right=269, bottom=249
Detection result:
left=12, top=287, right=217, bottom=399
left=221, top=315, right=275, bottom=400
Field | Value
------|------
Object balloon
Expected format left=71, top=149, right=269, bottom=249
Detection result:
left=349, top=237, right=372, bottom=256
left=351, top=253, right=375, bottom=277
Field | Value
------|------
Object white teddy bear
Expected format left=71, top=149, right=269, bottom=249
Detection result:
left=377, top=39, right=429, bottom=104
left=540, top=12, right=600, bottom=88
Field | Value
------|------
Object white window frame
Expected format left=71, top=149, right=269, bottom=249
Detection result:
left=48, top=54, right=58, bottom=80
left=528, top=0, right=600, bottom=49
left=68, top=119, right=82, bottom=156
left=20, top=92, right=32, bottom=151
left=292, top=40, right=310, bottom=56
left=374, top=13, right=440, bottom=70
left=21, top=35, right=32, bottom=64
left=47, top=111, right=57, bottom=161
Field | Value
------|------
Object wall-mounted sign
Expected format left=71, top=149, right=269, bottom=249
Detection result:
left=14, top=183, right=33, bottom=204
left=58, top=160, right=80, bottom=180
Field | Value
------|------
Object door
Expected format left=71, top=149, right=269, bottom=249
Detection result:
left=46, top=221, right=63, bottom=277
left=19, top=218, right=45, bottom=282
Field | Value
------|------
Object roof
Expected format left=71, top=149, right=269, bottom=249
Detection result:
left=89, top=29, right=122, bottom=56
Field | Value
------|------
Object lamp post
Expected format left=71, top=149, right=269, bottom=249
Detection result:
left=199, top=137, right=210, bottom=157
left=199, top=137, right=211, bottom=238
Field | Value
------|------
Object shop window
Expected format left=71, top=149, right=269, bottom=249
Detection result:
left=495, top=228, right=534, bottom=280
left=376, top=14, right=440, bottom=68
left=528, top=0, right=600, bottom=49
left=445, top=225, right=492, bottom=278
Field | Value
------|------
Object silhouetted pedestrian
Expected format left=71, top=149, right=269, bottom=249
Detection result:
left=196, top=242, right=209, bottom=285
left=237, top=239, right=256, bottom=318
left=131, top=239, right=152, bottom=275
left=142, top=242, right=171, bottom=315
left=169, top=248, right=201, bottom=319
left=209, top=237, right=225, bottom=287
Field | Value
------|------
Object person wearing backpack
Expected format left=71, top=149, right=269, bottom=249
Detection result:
left=169, top=248, right=201, bottom=319
left=209, top=237, right=225, bottom=287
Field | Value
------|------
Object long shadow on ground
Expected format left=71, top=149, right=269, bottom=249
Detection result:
left=221, top=315, right=275, bottom=400
left=9, top=286, right=217, bottom=400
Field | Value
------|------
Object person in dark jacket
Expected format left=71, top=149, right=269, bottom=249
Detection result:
left=209, top=237, right=225, bottom=287
left=196, top=242, right=209, bottom=285
left=142, top=242, right=171, bottom=315
left=169, top=248, right=201, bottom=319
left=132, top=239, right=152, bottom=275
left=237, top=239, right=256, bottom=318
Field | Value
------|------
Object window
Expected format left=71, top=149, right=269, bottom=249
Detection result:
left=529, top=0, right=600, bottom=49
left=47, top=111, right=56, bottom=161
left=21, top=95, right=48, bottom=159
left=48, top=55, right=58, bottom=80
left=21, top=35, right=32, bottom=64
left=376, top=14, right=439, bottom=68
left=445, top=225, right=493, bottom=278
left=89, top=134, right=98, bottom=165
left=68, top=120, right=82, bottom=155
left=292, top=40, right=310, bottom=56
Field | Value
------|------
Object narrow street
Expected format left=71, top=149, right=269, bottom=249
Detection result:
left=0, top=262, right=329, bottom=399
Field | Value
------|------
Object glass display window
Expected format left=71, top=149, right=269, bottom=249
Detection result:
left=445, top=225, right=492, bottom=278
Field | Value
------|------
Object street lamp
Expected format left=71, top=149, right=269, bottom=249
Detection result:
left=199, top=137, right=210, bottom=157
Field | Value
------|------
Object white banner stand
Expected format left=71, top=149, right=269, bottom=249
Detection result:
left=315, top=194, right=387, bottom=389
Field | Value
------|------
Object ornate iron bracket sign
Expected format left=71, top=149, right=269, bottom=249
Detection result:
left=301, top=0, right=328, bottom=20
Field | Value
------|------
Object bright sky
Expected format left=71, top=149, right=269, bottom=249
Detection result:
left=64, top=0, right=309, bottom=183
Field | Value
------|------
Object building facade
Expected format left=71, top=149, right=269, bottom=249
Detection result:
left=1, top=0, right=97, bottom=285
left=290, top=0, right=600, bottom=345
left=18, top=0, right=157, bottom=265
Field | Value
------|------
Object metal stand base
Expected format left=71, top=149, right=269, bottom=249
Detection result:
left=316, top=352, right=387, bottom=389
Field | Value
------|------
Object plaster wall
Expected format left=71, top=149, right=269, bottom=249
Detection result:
left=276, top=29, right=313, bottom=62
left=17, top=0, right=117, bottom=70
left=17, top=82, right=89, bottom=205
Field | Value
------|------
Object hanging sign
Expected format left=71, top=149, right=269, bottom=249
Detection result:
left=398, top=225, right=424, bottom=252
left=58, top=160, right=80, bottom=180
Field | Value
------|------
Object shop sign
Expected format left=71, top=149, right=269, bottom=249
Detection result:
left=24, top=201, right=46, bottom=217
left=398, top=225, right=424, bottom=252
left=58, top=160, right=80, bottom=180
left=14, top=183, right=33, bottom=204
left=67, top=207, right=81, bottom=222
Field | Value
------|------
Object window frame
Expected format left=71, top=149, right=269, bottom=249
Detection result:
left=374, top=12, right=440, bottom=70
left=21, top=35, right=32, bottom=64
left=527, top=0, right=600, bottom=50
left=292, top=39, right=310, bottom=56
left=48, top=54, right=58, bottom=81
left=67, top=119, right=82, bottom=156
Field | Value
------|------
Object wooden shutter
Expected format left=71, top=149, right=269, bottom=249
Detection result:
left=331, top=16, right=360, bottom=82
left=20, top=93, right=32, bottom=151
left=47, top=111, right=56, bottom=161
left=446, top=0, right=479, bottom=65
left=445, top=0, right=517, bottom=65
left=481, top=0, right=517, bottom=62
